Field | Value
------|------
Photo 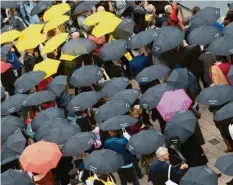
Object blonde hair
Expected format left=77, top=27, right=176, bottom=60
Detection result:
left=156, top=147, right=168, bottom=160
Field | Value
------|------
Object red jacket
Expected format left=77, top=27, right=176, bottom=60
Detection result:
left=168, top=3, right=185, bottom=31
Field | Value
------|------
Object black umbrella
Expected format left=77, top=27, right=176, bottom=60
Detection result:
left=100, top=77, right=129, bottom=98
left=35, top=118, right=80, bottom=146
left=31, top=1, right=52, bottom=16
left=70, top=65, right=102, bottom=87
left=208, top=35, right=233, bottom=56
left=112, top=18, right=135, bottom=40
left=1, top=44, right=11, bottom=57
left=1, top=115, right=25, bottom=143
left=1, top=94, right=28, bottom=116
left=197, top=84, right=233, bottom=106
left=1, top=169, right=34, bottom=185
left=127, top=130, right=166, bottom=155
left=140, top=84, right=174, bottom=110
left=228, top=65, right=233, bottom=85
left=164, top=111, right=197, bottom=143
left=62, top=38, right=96, bottom=56
left=223, top=22, right=233, bottom=36
left=73, top=0, right=100, bottom=15
left=111, top=89, right=140, bottom=105
left=22, top=90, right=56, bottom=106
left=188, top=26, right=222, bottom=45
left=1, top=1, right=23, bottom=9
left=180, top=165, right=218, bottom=185
left=66, top=91, right=101, bottom=112
left=14, top=71, right=46, bottom=94
left=95, top=100, right=131, bottom=123
left=214, top=102, right=233, bottom=121
left=99, top=115, right=138, bottom=131
left=62, top=132, right=97, bottom=156
left=83, top=149, right=124, bottom=174
left=1, top=132, right=26, bottom=165
left=230, top=3, right=233, bottom=11
left=47, top=75, right=67, bottom=97
left=31, top=107, right=65, bottom=132
left=167, top=68, right=189, bottom=89
left=215, top=154, right=233, bottom=176
left=99, top=39, right=128, bottom=61
left=0, top=25, right=13, bottom=34
left=136, top=64, right=171, bottom=83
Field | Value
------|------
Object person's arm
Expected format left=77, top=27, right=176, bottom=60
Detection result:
left=19, top=5, right=30, bottom=26
left=108, top=0, right=114, bottom=13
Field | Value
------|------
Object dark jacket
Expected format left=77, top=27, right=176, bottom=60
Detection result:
left=8, top=15, right=26, bottom=31
left=24, top=53, right=36, bottom=72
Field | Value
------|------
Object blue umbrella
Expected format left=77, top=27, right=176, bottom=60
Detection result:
left=47, top=75, right=67, bottom=97
left=215, top=154, right=233, bottom=176
left=214, top=102, right=233, bottom=121
left=223, top=22, right=233, bottom=36
left=111, top=89, right=140, bottom=105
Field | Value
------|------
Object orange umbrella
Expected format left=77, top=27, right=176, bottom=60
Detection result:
left=19, top=141, right=62, bottom=174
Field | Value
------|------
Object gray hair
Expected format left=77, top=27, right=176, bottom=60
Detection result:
left=146, top=4, right=155, bottom=14
left=156, top=147, right=168, bottom=160
left=164, top=5, right=172, bottom=14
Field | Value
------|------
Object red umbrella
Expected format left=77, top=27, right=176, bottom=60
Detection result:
left=0, top=62, right=11, bottom=74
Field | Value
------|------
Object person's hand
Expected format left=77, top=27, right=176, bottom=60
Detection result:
left=141, top=124, right=146, bottom=129
left=180, top=163, right=188, bottom=170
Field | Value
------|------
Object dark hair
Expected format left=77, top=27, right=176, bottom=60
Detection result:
left=215, top=55, right=228, bottom=63
left=135, top=0, right=142, bottom=5
left=225, top=10, right=233, bottom=22
left=68, top=169, right=78, bottom=180
left=192, top=6, right=200, bottom=15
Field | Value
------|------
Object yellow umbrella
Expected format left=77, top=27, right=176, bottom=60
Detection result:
left=42, top=33, right=68, bottom=55
left=60, top=53, right=79, bottom=61
left=92, top=17, right=122, bottom=38
left=33, top=58, right=61, bottom=79
left=16, top=34, right=46, bottom=52
left=83, top=11, right=116, bottom=26
left=43, top=3, right=70, bottom=22
left=43, top=15, right=69, bottom=33
left=0, top=30, right=21, bottom=44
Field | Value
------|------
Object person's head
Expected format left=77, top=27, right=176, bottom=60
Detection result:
left=9, top=8, right=17, bottom=16
left=182, top=17, right=190, bottom=27
left=108, top=130, right=120, bottom=137
left=135, top=1, right=143, bottom=6
left=131, top=105, right=142, bottom=119
left=146, top=4, right=156, bottom=14
left=28, top=106, right=39, bottom=119
left=97, top=6, right=105, bottom=12
left=223, top=10, right=233, bottom=26
left=164, top=5, right=172, bottom=14
left=156, top=147, right=169, bottom=161
left=26, top=48, right=34, bottom=55
left=68, top=169, right=79, bottom=180
left=215, top=55, right=228, bottom=63
left=192, top=6, right=200, bottom=15
left=72, top=32, right=80, bottom=40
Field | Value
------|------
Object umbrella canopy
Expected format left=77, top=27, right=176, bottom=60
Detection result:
left=230, top=3, right=233, bottom=11
left=100, top=77, right=129, bottom=98
left=112, top=18, right=134, bottom=40
left=31, top=1, right=52, bottom=16
left=208, top=35, right=233, bottom=56
left=0, top=62, right=11, bottom=74
left=1, top=1, right=22, bottom=9
left=60, top=53, right=79, bottom=61
left=62, top=38, right=96, bottom=56
left=19, top=141, right=62, bottom=174
left=136, top=64, right=171, bottom=83
left=62, top=132, right=97, bottom=156
left=152, top=26, right=185, bottom=56
left=0, top=30, right=21, bottom=44
left=47, top=75, right=67, bottom=97
left=156, top=89, right=192, bottom=121
left=1, top=169, right=34, bottom=185
left=0, top=25, right=13, bottom=34
left=99, top=115, right=138, bottom=131
left=19, top=24, right=44, bottom=40
left=197, top=84, right=233, bottom=106
left=1, top=44, right=11, bottom=57
left=180, top=165, right=218, bottom=185
left=215, top=154, right=233, bottom=176
left=83, top=149, right=124, bottom=174
left=214, top=102, right=233, bottom=121
left=83, top=11, right=116, bottom=26
left=167, top=68, right=189, bottom=89
left=43, top=15, right=69, bottom=33
left=14, top=71, right=46, bottom=93
left=70, top=65, right=102, bottom=87
left=95, top=100, right=131, bottom=123
left=1, top=94, right=28, bottom=116
left=1, top=132, right=26, bottom=165
left=73, top=0, right=100, bottom=15
left=66, top=91, right=101, bottom=112
left=228, top=65, right=233, bottom=85
left=140, top=84, right=174, bottom=110
left=111, top=89, right=140, bottom=105
left=99, top=39, right=128, bottom=61
left=223, top=22, right=233, bottom=36
left=1, top=115, right=25, bottom=143
left=188, top=26, right=222, bottom=45
left=42, top=33, right=68, bottom=55
left=22, top=91, right=56, bottom=107
left=31, top=107, right=65, bottom=132
left=127, top=130, right=166, bottom=155
left=164, top=111, right=197, bottom=143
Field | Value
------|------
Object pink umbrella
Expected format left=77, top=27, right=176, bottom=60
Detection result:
left=156, top=89, right=192, bottom=121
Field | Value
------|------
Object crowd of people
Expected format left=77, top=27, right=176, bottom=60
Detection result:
left=1, top=1, right=233, bottom=185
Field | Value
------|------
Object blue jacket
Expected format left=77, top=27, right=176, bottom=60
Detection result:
left=6, top=52, right=22, bottom=70
left=129, top=55, right=150, bottom=78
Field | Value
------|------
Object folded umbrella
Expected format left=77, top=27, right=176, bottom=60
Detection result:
left=1, top=1, right=23, bottom=9
left=1, top=94, right=28, bottom=116
left=99, top=115, right=138, bottom=131
left=214, top=102, right=233, bottom=121
left=1, top=44, right=11, bottom=57
left=100, top=77, right=129, bottom=98
left=180, top=165, right=218, bottom=185
left=223, top=22, right=233, bottom=36
left=99, top=39, right=128, bottom=61
left=47, top=75, right=67, bottom=97
left=127, top=130, right=166, bottom=155
left=95, top=100, right=131, bottom=123
left=43, top=15, right=69, bottom=33
left=70, top=65, right=102, bottom=87
left=197, top=84, right=233, bottom=106
left=215, top=154, right=233, bottom=176
left=111, top=89, right=140, bottom=105
left=1, top=169, right=34, bottom=185
left=22, top=91, right=56, bottom=106
left=62, top=132, right=97, bottom=156
left=31, top=1, right=52, bottom=16
left=73, top=0, right=100, bottom=15
left=0, top=30, right=21, bottom=44
left=19, top=141, right=62, bottom=174
left=66, top=91, right=101, bottom=112
left=228, top=65, right=233, bottom=85
left=136, top=64, right=171, bottom=83
left=84, top=149, right=124, bottom=174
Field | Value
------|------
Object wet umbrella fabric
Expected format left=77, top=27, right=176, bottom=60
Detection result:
left=180, top=165, right=218, bottom=185
left=1, top=44, right=11, bottom=57
left=230, top=3, right=233, bottom=11
left=62, top=132, right=97, bottom=156
left=66, top=91, right=101, bottom=112
left=164, top=111, right=197, bottom=143
left=208, top=36, right=233, bottom=56
left=83, top=149, right=124, bottom=174
left=167, top=68, right=189, bottom=89
left=31, top=1, right=52, bottom=16
left=127, top=130, right=166, bottom=155
left=47, top=75, right=67, bottom=97
left=0, top=25, right=13, bottom=34
left=223, top=22, right=233, bottom=36
left=99, top=115, right=138, bottom=131
left=197, top=84, right=233, bottom=106
left=111, top=89, right=140, bottom=105
left=14, top=71, right=46, bottom=94
left=214, top=102, right=233, bottom=121
left=1, top=1, right=23, bottom=9
left=215, top=154, right=233, bottom=176
left=228, top=65, right=233, bottom=85
left=73, top=0, right=100, bottom=15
